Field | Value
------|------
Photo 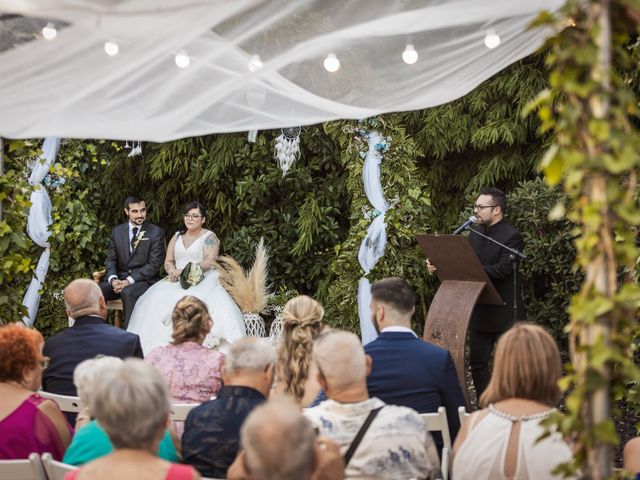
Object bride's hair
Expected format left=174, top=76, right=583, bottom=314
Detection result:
left=276, top=295, right=324, bottom=402
left=178, top=201, right=207, bottom=235
left=171, top=296, right=212, bottom=345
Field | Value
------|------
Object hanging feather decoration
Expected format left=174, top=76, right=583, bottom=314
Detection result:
left=273, top=126, right=301, bottom=175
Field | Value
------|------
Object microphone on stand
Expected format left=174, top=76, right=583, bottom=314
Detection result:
left=452, top=216, right=477, bottom=235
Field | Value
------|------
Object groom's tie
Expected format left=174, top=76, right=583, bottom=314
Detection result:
left=131, top=227, right=139, bottom=252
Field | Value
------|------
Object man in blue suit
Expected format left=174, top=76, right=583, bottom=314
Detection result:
left=43, top=279, right=144, bottom=400
left=364, top=277, right=465, bottom=447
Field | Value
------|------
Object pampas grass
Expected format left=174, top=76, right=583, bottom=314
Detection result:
left=214, top=238, right=269, bottom=313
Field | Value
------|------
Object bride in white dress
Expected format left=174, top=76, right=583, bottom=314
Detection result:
left=127, top=201, right=246, bottom=354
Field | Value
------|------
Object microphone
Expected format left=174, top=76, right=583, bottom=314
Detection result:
left=452, top=216, right=477, bottom=235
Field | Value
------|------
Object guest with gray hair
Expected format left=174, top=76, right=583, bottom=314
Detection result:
left=227, top=399, right=345, bottom=480
left=305, top=330, right=441, bottom=480
left=63, top=356, right=178, bottom=466
left=182, top=337, right=276, bottom=478
left=65, top=358, right=199, bottom=480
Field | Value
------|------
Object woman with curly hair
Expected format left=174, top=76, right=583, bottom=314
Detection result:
left=0, top=324, right=72, bottom=459
left=147, top=296, right=225, bottom=403
left=273, top=295, right=326, bottom=406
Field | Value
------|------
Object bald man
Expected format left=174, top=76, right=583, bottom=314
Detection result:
left=43, top=279, right=143, bottom=401
left=304, top=331, right=441, bottom=480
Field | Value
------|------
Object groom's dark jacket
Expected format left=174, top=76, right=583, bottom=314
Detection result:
left=105, top=221, right=165, bottom=283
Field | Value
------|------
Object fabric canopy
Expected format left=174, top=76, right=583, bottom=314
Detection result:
left=0, top=0, right=562, bottom=141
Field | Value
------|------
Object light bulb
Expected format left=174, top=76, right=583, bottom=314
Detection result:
left=484, top=30, right=500, bottom=49
left=248, top=54, right=263, bottom=72
left=175, top=51, right=190, bottom=68
left=42, top=23, right=57, bottom=40
left=104, top=41, right=119, bottom=56
left=402, top=44, right=418, bottom=64
left=323, top=53, right=340, bottom=73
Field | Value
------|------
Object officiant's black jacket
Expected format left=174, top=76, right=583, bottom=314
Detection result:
left=468, top=219, right=525, bottom=332
left=105, top=221, right=165, bottom=283
left=42, top=315, right=143, bottom=397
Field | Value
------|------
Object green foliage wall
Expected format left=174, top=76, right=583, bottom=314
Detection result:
left=508, top=178, right=581, bottom=342
left=0, top=142, right=34, bottom=324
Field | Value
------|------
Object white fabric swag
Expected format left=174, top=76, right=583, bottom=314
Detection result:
left=22, top=137, right=60, bottom=326
left=358, top=131, right=388, bottom=345
left=0, top=0, right=563, bottom=141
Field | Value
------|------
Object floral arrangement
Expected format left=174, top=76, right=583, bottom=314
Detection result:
left=214, top=238, right=269, bottom=313
left=265, top=287, right=299, bottom=317
left=179, top=262, right=204, bottom=289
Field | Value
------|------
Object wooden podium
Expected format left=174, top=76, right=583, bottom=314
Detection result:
left=417, top=234, right=503, bottom=405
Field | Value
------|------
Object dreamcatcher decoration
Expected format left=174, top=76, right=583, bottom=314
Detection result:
left=273, top=126, right=301, bottom=175
left=125, top=140, right=143, bottom=157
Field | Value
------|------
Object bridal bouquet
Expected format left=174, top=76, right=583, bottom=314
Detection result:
left=179, top=262, right=204, bottom=289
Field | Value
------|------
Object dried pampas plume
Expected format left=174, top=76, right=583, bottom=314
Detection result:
left=214, top=238, right=269, bottom=313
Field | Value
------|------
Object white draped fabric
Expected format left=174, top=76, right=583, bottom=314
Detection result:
left=0, top=0, right=562, bottom=141
left=22, top=137, right=60, bottom=326
left=357, top=131, right=388, bottom=345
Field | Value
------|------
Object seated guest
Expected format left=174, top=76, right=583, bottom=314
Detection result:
left=0, top=324, right=72, bottom=460
left=452, top=323, right=575, bottom=480
left=364, top=277, right=465, bottom=447
left=273, top=295, right=325, bottom=406
left=63, top=356, right=178, bottom=466
left=147, top=296, right=225, bottom=435
left=65, top=358, right=199, bottom=480
left=227, top=399, right=344, bottom=480
left=43, top=279, right=143, bottom=400
left=624, top=437, right=640, bottom=479
left=182, top=337, right=275, bottom=478
left=305, top=330, right=441, bottom=480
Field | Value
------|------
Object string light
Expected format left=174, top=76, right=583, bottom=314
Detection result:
left=484, top=30, right=500, bottom=49
left=42, top=23, right=57, bottom=40
left=402, top=44, right=419, bottom=65
left=104, top=41, right=119, bottom=56
left=323, top=53, right=340, bottom=73
left=248, top=54, right=263, bottom=72
left=175, top=51, right=190, bottom=68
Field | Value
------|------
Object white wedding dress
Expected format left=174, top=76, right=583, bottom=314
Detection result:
left=127, top=232, right=246, bottom=354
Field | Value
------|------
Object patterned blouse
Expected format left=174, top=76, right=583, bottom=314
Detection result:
left=146, top=342, right=224, bottom=403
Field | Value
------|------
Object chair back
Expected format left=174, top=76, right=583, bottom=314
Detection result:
left=0, top=453, right=46, bottom=480
left=170, top=403, right=199, bottom=421
left=420, top=406, right=452, bottom=480
left=458, top=405, right=470, bottom=426
left=41, top=453, right=78, bottom=480
left=38, top=391, right=83, bottom=413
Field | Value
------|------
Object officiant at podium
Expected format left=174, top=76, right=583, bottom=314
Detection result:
left=428, top=187, right=525, bottom=398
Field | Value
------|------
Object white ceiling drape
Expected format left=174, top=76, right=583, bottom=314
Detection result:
left=0, top=0, right=562, bottom=141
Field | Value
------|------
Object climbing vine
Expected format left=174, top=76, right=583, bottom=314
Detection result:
left=528, top=1, right=640, bottom=477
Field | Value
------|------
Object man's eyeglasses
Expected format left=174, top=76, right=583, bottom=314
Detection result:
left=40, top=357, right=50, bottom=370
left=473, top=204, right=497, bottom=211
left=183, top=214, right=202, bottom=220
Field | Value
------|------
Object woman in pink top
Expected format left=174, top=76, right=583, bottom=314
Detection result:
left=65, top=358, right=199, bottom=480
left=0, top=324, right=72, bottom=460
left=147, top=296, right=225, bottom=404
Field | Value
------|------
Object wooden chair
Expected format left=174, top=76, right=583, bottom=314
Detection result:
left=41, top=453, right=78, bottom=480
left=0, top=453, right=47, bottom=480
left=420, top=406, right=452, bottom=480
left=170, top=403, right=200, bottom=421
left=38, top=391, right=83, bottom=413
left=92, top=270, right=123, bottom=328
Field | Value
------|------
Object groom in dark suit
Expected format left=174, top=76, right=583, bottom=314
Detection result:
left=100, top=195, right=165, bottom=327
